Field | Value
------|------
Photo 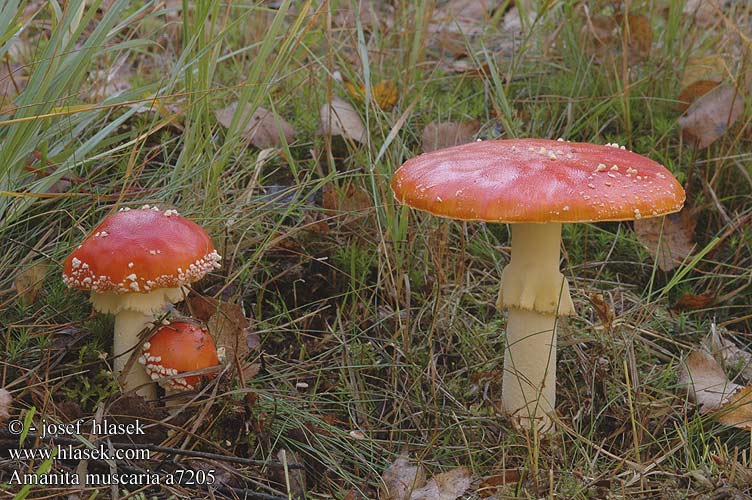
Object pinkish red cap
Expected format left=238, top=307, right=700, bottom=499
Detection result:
left=391, top=139, right=685, bottom=223
left=63, top=205, right=221, bottom=294
left=139, top=321, right=220, bottom=391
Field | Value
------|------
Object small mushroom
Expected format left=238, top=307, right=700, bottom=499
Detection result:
left=139, top=320, right=220, bottom=395
left=391, top=138, right=685, bottom=431
left=62, top=206, right=221, bottom=399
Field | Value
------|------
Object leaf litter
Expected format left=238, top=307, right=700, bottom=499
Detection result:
left=188, top=295, right=260, bottom=380
left=679, top=349, right=752, bottom=430
left=316, top=96, right=366, bottom=143
left=422, top=120, right=480, bottom=152
left=215, top=102, right=297, bottom=149
left=379, top=455, right=472, bottom=500
left=679, top=83, right=744, bottom=149
left=0, top=389, right=11, bottom=423
left=634, top=210, right=696, bottom=271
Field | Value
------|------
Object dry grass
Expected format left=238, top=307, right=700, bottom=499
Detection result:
left=1, top=0, right=752, bottom=499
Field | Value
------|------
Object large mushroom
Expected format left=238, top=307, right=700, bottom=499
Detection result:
left=391, top=138, right=685, bottom=431
left=63, top=205, right=221, bottom=399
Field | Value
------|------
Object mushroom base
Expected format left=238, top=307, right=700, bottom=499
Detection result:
left=501, top=308, right=558, bottom=431
left=113, top=310, right=157, bottom=400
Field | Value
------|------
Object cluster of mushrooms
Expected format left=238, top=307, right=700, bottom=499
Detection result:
left=63, top=205, right=222, bottom=401
left=63, top=139, right=685, bottom=432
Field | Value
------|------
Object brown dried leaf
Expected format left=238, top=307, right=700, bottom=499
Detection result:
left=478, top=470, right=521, bottom=498
left=672, top=292, right=715, bottom=312
left=380, top=456, right=426, bottom=500
left=615, top=14, right=653, bottom=62
left=422, top=120, right=480, bottom=153
left=679, top=83, right=744, bottom=149
left=683, top=0, right=723, bottom=28
left=322, top=182, right=373, bottom=214
left=0, top=388, right=11, bottom=423
left=189, top=296, right=259, bottom=361
left=679, top=350, right=752, bottom=429
left=15, top=262, right=48, bottom=305
left=432, top=0, right=496, bottom=36
left=583, top=13, right=652, bottom=64
left=316, top=97, right=366, bottom=143
left=676, top=80, right=722, bottom=112
left=634, top=210, right=696, bottom=271
left=706, top=325, right=752, bottom=384
left=589, top=293, right=614, bottom=330
left=409, top=467, right=472, bottom=500
left=215, top=103, right=296, bottom=149
left=682, top=55, right=726, bottom=88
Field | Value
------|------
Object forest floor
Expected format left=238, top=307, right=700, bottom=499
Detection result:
left=1, top=0, right=752, bottom=499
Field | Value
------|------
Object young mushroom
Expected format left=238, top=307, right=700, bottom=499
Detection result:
left=139, top=321, right=220, bottom=397
left=391, top=138, right=685, bottom=431
left=62, top=205, right=221, bottom=399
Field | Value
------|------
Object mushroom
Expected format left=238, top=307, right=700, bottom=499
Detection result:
left=62, top=205, right=221, bottom=399
left=391, top=139, right=685, bottom=431
left=139, top=320, right=220, bottom=396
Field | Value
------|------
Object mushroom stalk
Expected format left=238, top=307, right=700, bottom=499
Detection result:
left=499, top=223, right=573, bottom=431
left=113, top=310, right=156, bottom=400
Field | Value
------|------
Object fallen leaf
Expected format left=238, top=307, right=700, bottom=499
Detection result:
left=582, top=11, right=653, bottom=64
left=345, top=80, right=398, bottom=110
left=322, top=182, right=372, bottom=214
left=478, top=470, right=521, bottom=498
left=671, top=292, right=715, bottom=312
left=189, top=296, right=259, bottom=362
left=316, top=97, right=366, bottom=143
left=676, top=80, right=722, bottom=112
left=431, top=0, right=498, bottom=38
left=679, top=350, right=752, bottom=429
left=679, top=83, right=744, bottom=149
left=421, top=120, right=480, bottom=152
left=0, top=388, right=11, bottom=423
left=215, top=103, right=296, bottom=149
left=589, top=293, right=614, bottom=330
left=706, top=324, right=752, bottom=384
left=614, top=13, right=653, bottom=63
left=681, top=56, right=726, bottom=88
left=683, top=0, right=723, bottom=28
left=15, top=262, right=49, bottom=305
left=410, top=467, right=472, bottom=500
left=428, top=0, right=500, bottom=59
left=380, top=456, right=426, bottom=500
left=634, top=210, right=696, bottom=271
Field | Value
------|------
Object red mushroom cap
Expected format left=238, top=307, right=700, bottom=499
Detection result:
left=391, top=139, right=685, bottom=223
left=139, top=321, right=220, bottom=391
left=62, top=206, right=221, bottom=294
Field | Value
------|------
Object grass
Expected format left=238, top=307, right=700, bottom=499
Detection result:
left=1, top=0, right=751, bottom=498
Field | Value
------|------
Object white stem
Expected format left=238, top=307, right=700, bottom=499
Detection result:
left=502, top=309, right=557, bottom=431
left=499, top=223, right=572, bottom=431
left=113, top=310, right=156, bottom=400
